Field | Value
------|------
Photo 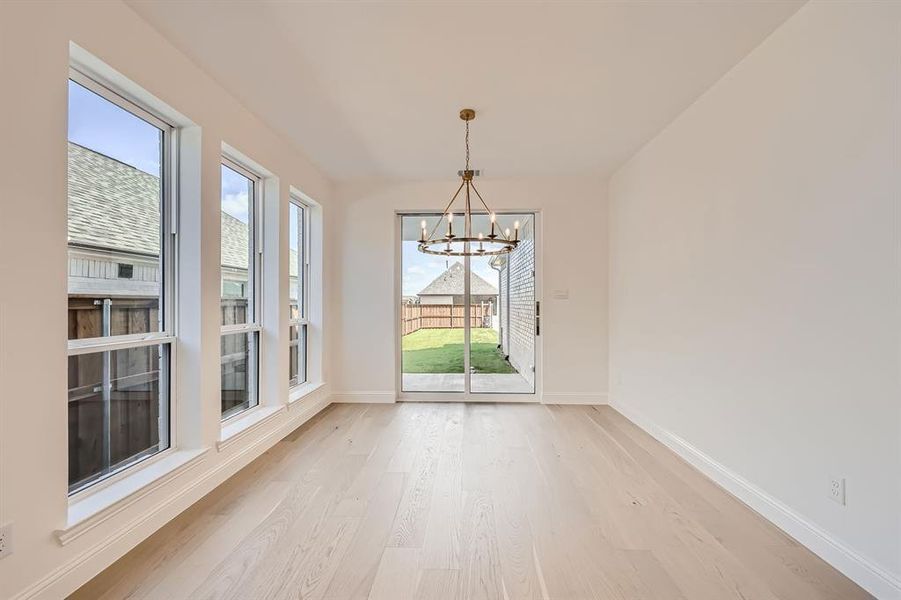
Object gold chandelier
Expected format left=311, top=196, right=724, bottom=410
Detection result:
left=418, top=109, right=519, bottom=257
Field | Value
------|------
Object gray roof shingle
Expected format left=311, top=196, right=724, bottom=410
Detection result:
left=418, top=262, right=498, bottom=296
left=68, top=142, right=161, bottom=257
left=67, top=142, right=296, bottom=274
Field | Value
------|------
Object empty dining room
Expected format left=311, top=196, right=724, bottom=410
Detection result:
left=0, top=1, right=899, bottom=599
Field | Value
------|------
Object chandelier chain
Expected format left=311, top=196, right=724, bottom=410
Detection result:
left=465, top=119, right=470, bottom=171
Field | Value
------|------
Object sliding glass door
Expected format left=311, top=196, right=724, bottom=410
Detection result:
left=399, top=213, right=537, bottom=398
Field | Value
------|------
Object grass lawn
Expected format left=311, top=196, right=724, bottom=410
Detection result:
left=402, top=328, right=514, bottom=374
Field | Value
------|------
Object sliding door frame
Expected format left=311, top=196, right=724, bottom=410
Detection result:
left=395, top=209, right=542, bottom=403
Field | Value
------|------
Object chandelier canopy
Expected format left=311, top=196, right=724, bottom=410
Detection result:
left=417, top=109, right=519, bottom=257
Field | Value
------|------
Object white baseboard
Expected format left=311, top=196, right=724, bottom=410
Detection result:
left=332, top=391, right=608, bottom=405
left=542, top=392, right=608, bottom=405
left=331, top=391, right=396, bottom=404
left=13, top=393, right=332, bottom=600
left=610, top=399, right=901, bottom=600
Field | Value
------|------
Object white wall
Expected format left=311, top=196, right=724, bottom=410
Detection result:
left=608, top=1, right=901, bottom=597
left=0, top=1, right=335, bottom=598
left=332, top=176, right=608, bottom=404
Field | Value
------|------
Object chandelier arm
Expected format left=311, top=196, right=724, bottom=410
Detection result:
left=418, top=237, right=517, bottom=257
left=465, top=181, right=472, bottom=239
left=469, top=182, right=510, bottom=242
left=427, top=180, right=466, bottom=240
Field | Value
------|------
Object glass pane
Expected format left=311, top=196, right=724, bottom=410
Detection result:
left=221, top=331, right=258, bottom=419
left=68, top=344, right=170, bottom=493
left=289, top=202, right=304, bottom=320
left=289, top=324, right=307, bottom=387
left=400, top=214, right=465, bottom=392
left=67, top=79, right=164, bottom=340
left=470, top=214, right=535, bottom=394
left=221, top=164, right=253, bottom=326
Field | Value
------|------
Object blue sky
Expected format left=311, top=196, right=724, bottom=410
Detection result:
left=69, top=79, right=491, bottom=283
left=69, top=79, right=253, bottom=226
left=67, top=80, right=161, bottom=177
left=220, top=165, right=251, bottom=225
left=289, top=203, right=301, bottom=253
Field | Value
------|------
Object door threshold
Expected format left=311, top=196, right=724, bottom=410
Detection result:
left=397, top=393, right=540, bottom=404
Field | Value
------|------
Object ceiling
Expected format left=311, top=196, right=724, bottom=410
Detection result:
left=127, top=0, right=804, bottom=182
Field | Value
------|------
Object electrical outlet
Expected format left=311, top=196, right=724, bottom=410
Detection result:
left=829, top=477, right=846, bottom=506
left=0, top=522, right=12, bottom=559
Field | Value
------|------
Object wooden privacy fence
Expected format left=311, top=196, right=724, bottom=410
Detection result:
left=402, top=303, right=491, bottom=335
left=66, top=295, right=249, bottom=489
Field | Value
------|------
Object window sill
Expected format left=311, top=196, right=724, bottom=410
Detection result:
left=217, top=404, right=285, bottom=452
left=56, top=447, right=209, bottom=546
left=289, top=381, right=325, bottom=405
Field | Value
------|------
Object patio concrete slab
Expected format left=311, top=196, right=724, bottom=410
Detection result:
left=402, top=372, right=533, bottom=394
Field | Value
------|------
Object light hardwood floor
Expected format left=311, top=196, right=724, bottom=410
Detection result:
left=70, top=403, right=872, bottom=600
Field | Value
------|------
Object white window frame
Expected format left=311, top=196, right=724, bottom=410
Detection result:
left=220, top=156, right=263, bottom=421
left=288, top=194, right=310, bottom=388
left=66, top=67, right=178, bottom=497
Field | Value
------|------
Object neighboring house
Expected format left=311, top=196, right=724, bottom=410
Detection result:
left=490, top=215, right=536, bottom=385
left=68, top=142, right=164, bottom=301
left=417, top=261, right=497, bottom=308
left=67, top=142, right=298, bottom=335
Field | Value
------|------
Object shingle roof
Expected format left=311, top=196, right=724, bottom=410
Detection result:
left=68, top=142, right=161, bottom=257
left=418, top=262, right=498, bottom=296
left=67, top=142, right=296, bottom=274
left=220, top=207, right=249, bottom=270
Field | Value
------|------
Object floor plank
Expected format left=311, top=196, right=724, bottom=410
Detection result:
left=70, top=403, right=873, bottom=600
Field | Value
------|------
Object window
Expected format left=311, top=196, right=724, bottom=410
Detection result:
left=66, top=69, right=175, bottom=494
left=220, top=159, right=261, bottom=419
left=289, top=196, right=309, bottom=387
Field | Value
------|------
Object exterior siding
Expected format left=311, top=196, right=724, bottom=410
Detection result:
left=68, top=248, right=160, bottom=298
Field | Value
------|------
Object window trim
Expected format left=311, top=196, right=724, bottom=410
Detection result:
left=220, top=155, right=263, bottom=422
left=288, top=194, right=310, bottom=389
left=66, top=67, right=178, bottom=498
left=69, top=67, right=173, bottom=135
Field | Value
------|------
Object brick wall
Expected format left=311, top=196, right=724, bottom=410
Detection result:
left=499, top=216, right=535, bottom=385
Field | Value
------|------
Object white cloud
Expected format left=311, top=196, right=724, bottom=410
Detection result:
left=222, top=192, right=249, bottom=223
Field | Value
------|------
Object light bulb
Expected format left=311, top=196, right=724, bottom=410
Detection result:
left=490, top=213, right=496, bottom=223
left=447, top=212, right=454, bottom=223
left=505, top=228, right=511, bottom=237
left=478, top=232, right=484, bottom=240
left=421, top=220, right=426, bottom=229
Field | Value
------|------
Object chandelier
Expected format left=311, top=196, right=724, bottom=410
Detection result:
left=418, top=109, right=519, bottom=257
